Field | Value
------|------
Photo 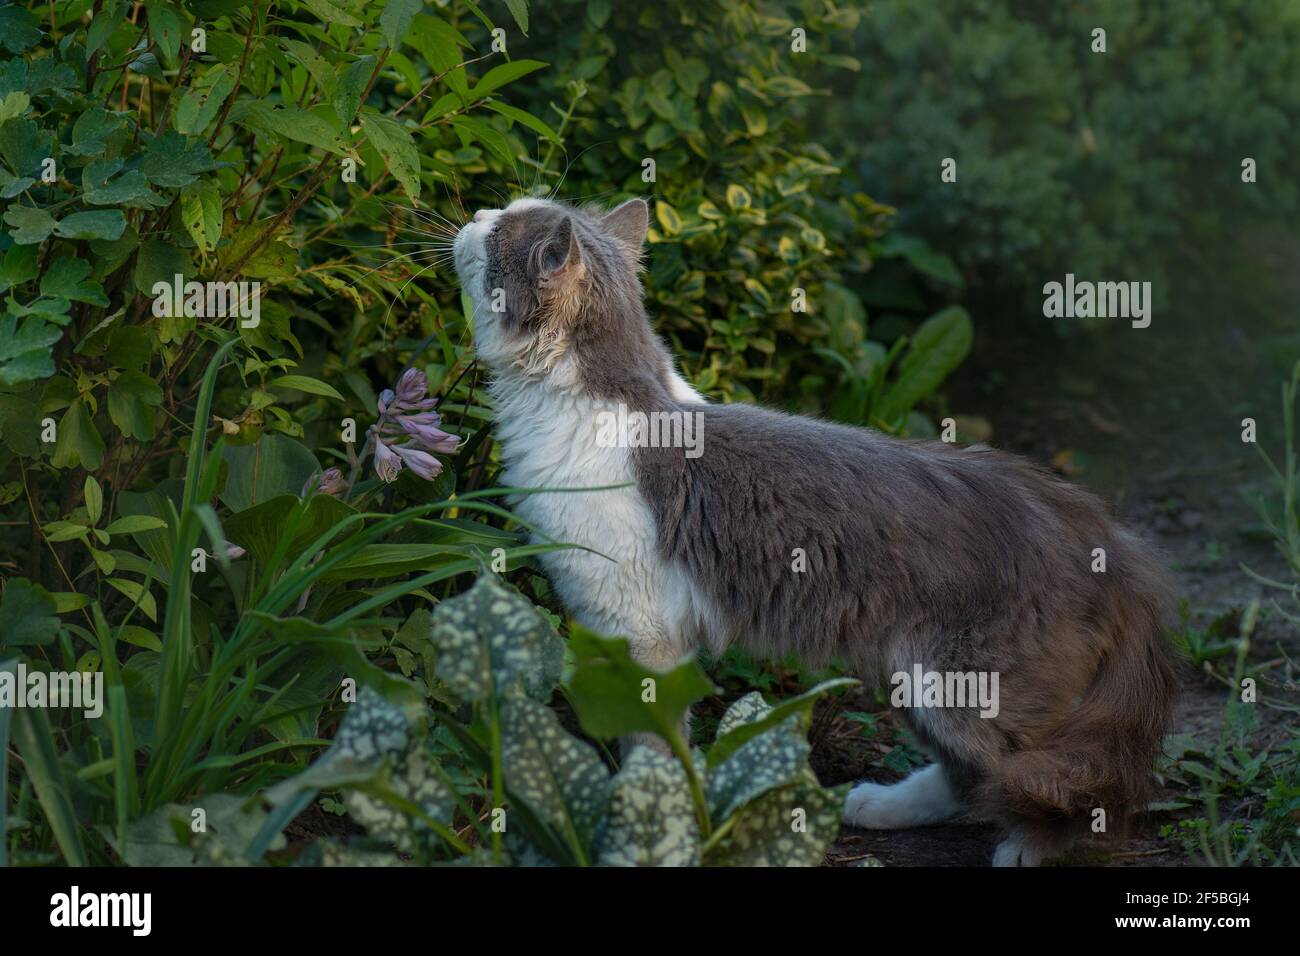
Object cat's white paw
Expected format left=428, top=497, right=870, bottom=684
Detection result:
left=992, top=829, right=1045, bottom=867
left=843, top=764, right=961, bottom=829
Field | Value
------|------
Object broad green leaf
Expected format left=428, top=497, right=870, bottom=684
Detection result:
left=876, top=306, right=973, bottom=422
left=359, top=111, right=420, bottom=202
left=333, top=55, right=375, bottom=125
left=223, top=492, right=356, bottom=569
left=566, top=625, right=714, bottom=742
left=503, top=0, right=528, bottom=34
left=0, top=6, right=41, bottom=54
left=428, top=574, right=565, bottom=702
left=175, top=63, right=238, bottom=136
left=379, top=0, right=422, bottom=47
left=180, top=179, right=222, bottom=255
left=707, top=678, right=858, bottom=767
left=107, top=370, right=164, bottom=441
left=706, top=692, right=810, bottom=820
left=501, top=696, right=609, bottom=853
left=140, top=131, right=217, bottom=188
left=0, top=577, right=59, bottom=648
left=233, top=102, right=350, bottom=154
left=116, top=794, right=282, bottom=866
left=105, top=578, right=157, bottom=622
left=706, top=772, right=846, bottom=867
left=470, top=59, right=547, bottom=99
left=0, top=313, right=61, bottom=385
left=3, top=204, right=56, bottom=244
left=593, top=746, right=700, bottom=866
left=40, top=257, right=108, bottom=306
left=50, top=400, right=106, bottom=470
left=219, top=434, right=322, bottom=511
left=63, top=108, right=126, bottom=157
left=54, top=210, right=127, bottom=241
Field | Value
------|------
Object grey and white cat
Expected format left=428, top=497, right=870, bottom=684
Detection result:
left=452, top=196, right=1179, bottom=866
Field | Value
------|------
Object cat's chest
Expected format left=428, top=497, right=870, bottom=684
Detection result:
left=491, top=386, right=653, bottom=547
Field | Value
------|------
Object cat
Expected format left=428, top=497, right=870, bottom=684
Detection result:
left=452, top=195, right=1179, bottom=866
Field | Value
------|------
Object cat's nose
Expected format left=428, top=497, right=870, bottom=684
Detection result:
left=473, top=210, right=492, bottom=222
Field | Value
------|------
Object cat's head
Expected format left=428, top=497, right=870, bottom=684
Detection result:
left=452, top=196, right=652, bottom=383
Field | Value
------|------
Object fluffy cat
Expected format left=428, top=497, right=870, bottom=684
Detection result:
left=452, top=195, right=1179, bottom=866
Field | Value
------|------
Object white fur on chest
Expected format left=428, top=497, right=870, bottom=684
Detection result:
left=490, top=374, right=699, bottom=663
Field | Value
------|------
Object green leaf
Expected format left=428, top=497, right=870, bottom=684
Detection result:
left=12, top=707, right=87, bottom=865
left=85, top=475, right=103, bottom=525
left=876, top=306, right=973, bottom=422
left=333, top=55, right=374, bottom=125
left=117, top=794, right=281, bottom=866
left=593, top=746, right=700, bottom=866
left=359, top=111, right=420, bottom=202
left=706, top=772, right=845, bottom=867
left=175, top=63, right=238, bottom=136
left=566, top=625, right=714, bottom=742
left=3, top=205, right=56, bottom=245
left=301, top=0, right=364, bottom=28
left=180, top=179, right=222, bottom=256
left=0, top=578, right=60, bottom=648
left=40, top=257, right=108, bottom=306
left=501, top=696, right=609, bottom=856
left=219, top=434, right=322, bottom=511
left=0, top=116, right=52, bottom=178
left=269, top=374, right=344, bottom=400
left=655, top=201, right=682, bottom=236
left=0, top=313, right=61, bottom=386
left=223, top=493, right=355, bottom=569
left=104, top=515, right=169, bottom=535
left=104, top=578, right=157, bottom=622
left=233, top=102, right=350, bottom=154
left=0, top=6, right=41, bottom=54
left=149, top=4, right=183, bottom=67
left=428, top=574, right=565, bottom=702
left=54, top=210, right=127, bottom=241
left=707, top=678, right=857, bottom=767
left=63, top=108, right=126, bottom=157
left=503, top=0, right=529, bottom=34
left=0, top=91, right=29, bottom=122
left=0, top=244, right=38, bottom=291
left=140, top=131, right=217, bottom=188
left=50, top=400, right=106, bottom=470
left=470, top=59, right=547, bottom=99
left=379, top=0, right=422, bottom=47
left=107, top=370, right=164, bottom=441
left=706, top=693, right=810, bottom=820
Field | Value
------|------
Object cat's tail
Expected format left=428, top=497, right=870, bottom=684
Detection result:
left=985, top=533, right=1180, bottom=857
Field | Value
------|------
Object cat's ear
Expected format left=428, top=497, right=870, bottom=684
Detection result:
left=538, top=216, right=583, bottom=288
left=602, top=198, right=649, bottom=250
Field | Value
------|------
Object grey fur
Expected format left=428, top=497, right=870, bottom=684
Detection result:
left=460, top=196, right=1181, bottom=862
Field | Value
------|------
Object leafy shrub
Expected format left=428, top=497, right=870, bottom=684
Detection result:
left=1, top=0, right=925, bottom=867
left=829, top=0, right=1300, bottom=303
left=511, top=0, right=971, bottom=422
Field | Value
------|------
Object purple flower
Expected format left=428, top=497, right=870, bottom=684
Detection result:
left=308, top=467, right=347, bottom=497
left=377, top=388, right=396, bottom=416
left=374, top=439, right=402, bottom=483
left=397, top=414, right=460, bottom=453
left=390, top=443, right=443, bottom=480
left=394, top=367, right=429, bottom=406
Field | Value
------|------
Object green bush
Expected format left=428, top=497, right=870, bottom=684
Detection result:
left=0, top=0, right=965, bottom=867
left=829, top=0, right=1300, bottom=301
left=512, top=0, right=970, bottom=420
